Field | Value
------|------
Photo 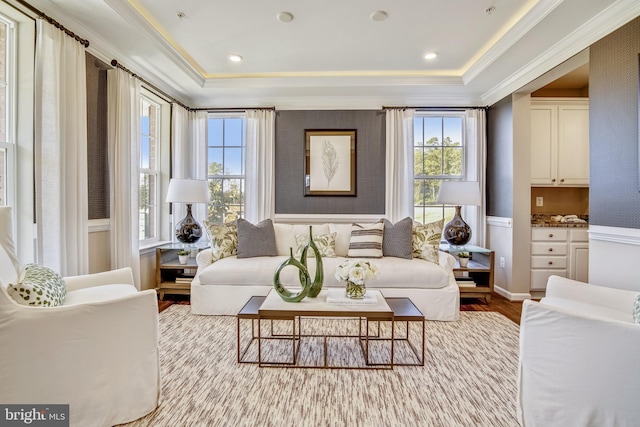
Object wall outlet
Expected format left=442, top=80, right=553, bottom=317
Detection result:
left=536, top=196, right=544, bottom=207
left=499, top=257, right=506, bottom=268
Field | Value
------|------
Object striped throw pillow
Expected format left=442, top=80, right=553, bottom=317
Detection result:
left=348, top=221, right=384, bottom=258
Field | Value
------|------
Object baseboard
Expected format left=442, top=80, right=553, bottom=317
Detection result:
left=494, top=284, right=531, bottom=301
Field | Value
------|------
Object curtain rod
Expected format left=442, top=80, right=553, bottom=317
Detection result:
left=383, top=106, right=489, bottom=111
left=110, top=59, right=192, bottom=111
left=191, top=107, right=276, bottom=112
left=13, top=0, right=89, bottom=47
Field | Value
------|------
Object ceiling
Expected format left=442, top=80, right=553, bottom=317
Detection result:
left=24, top=0, right=640, bottom=108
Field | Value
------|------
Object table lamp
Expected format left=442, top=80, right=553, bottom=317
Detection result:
left=436, top=181, right=481, bottom=247
left=165, top=178, right=210, bottom=244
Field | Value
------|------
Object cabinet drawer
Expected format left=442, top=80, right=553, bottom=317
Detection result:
left=531, top=269, right=568, bottom=290
left=531, top=242, right=567, bottom=255
left=531, top=256, right=567, bottom=269
left=570, top=228, right=589, bottom=242
left=531, top=228, right=568, bottom=241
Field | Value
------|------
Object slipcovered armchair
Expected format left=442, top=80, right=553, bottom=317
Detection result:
left=0, top=207, right=160, bottom=427
left=517, top=275, right=640, bottom=426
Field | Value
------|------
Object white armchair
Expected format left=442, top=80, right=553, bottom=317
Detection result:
left=0, top=207, right=160, bottom=427
left=517, top=275, right=640, bottom=427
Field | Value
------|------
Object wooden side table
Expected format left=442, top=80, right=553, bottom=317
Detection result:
left=441, top=244, right=495, bottom=304
left=155, top=242, right=209, bottom=300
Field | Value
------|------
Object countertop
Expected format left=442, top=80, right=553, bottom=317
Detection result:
left=531, top=214, right=589, bottom=228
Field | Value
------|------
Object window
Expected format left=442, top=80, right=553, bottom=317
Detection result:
left=0, top=15, right=12, bottom=208
left=413, top=113, right=465, bottom=224
left=207, top=114, right=246, bottom=223
left=139, top=95, right=161, bottom=243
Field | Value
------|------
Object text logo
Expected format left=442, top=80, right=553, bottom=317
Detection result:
left=0, top=405, right=68, bottom=426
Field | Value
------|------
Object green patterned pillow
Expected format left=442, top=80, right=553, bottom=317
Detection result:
left=7, top=264, right=67, bottom=307
left=294, top=232, right=337, bottom=258
left=204, top=221, right=238, bottom=258
left=634, top=294, right=640, bottom=325
left=412, top=219, right=444, bottom=264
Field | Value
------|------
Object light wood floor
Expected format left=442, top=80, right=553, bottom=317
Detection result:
left=159, top=293, right=524, bottom=325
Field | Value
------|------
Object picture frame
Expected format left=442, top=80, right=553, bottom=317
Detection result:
left=304, top=130, right=357, bottom=196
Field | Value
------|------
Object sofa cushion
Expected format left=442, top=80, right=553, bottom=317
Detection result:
left=237, top=219, right=277, bottom=258
left=294, top=232, right=337, bottom=258
left=383, top=217, right=413, bottom=259
left=273, top=223, right=331, bottom=256
left=412, top=219, right=443, bottom=264
left=204, top=220, right=238, bottom=258
left=197, top=255, right=451, bottom=290
left=7, top=264, right=67, bottom=307
left=348, top=221, right=384, bottom=258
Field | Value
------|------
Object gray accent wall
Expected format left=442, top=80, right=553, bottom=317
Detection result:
left=590, top=17, right=640, bottom=229
left=275, top=110, right=386, bottom=215
left=487, top=96, right=514, bottom=218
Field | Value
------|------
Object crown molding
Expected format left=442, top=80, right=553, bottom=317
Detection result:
left=482, top=0, right=640, bottom=106
left=104, top=0, right=205, bottom=87
left=463, top=0, right=563, bottom=85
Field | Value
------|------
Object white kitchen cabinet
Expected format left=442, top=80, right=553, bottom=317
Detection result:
left=530, top=227, right=589, bottom=291
left=531, top=98, right=589, bottom=186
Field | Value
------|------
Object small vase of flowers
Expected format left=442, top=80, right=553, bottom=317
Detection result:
left=335, top=259, right=379, bottom=299
left=177, top=249, right=190, bottom=265
left=457, top=252, right=470, bottom=268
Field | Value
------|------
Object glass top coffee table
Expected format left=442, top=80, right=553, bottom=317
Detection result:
left=237, top=289, right=425, bottom=369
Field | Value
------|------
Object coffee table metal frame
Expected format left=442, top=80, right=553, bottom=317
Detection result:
left=236, top=291, right=425, bottom=369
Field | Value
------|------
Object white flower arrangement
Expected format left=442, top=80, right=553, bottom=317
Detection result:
left=334, top=259, right=379, bottom=285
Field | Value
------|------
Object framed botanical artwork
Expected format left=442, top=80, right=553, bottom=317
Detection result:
left=304, top=130, right=357, bottom=196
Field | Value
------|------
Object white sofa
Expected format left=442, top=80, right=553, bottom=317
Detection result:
left=518, top=275, right=640, bottom=427
left=192, top=222, right=460, bottom=321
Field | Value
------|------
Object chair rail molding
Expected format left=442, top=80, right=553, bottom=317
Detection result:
left=273, top=213, right=383, bottom=224
left=487, top=216, right=512, bottom=228
left=88, top=218, right=110, bottom=233
left=589, top=225, right=640, bottom=246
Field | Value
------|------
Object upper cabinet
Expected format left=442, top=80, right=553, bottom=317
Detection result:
left=531, top=98, right=589, bottom=186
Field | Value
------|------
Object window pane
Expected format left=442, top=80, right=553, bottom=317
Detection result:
left=208, top=148, right=223, bottom=174
left=424, top=117, right=441, bottom=146
left=224, top=147, right=243, bottom=175
left=208, top=119, right=223, bottom=146
left=223, top=118, right=244, bottom=147
left=443, top=147, right=463, bottom=176
left=414, top=118, right=423, bottom=145
left=423, top=207, right=444, bottom=224
left=140, top=135, right=150, bottom=169
left=424, top=147, right=442, bottom=176
left=414, top=148, right=424, bottom=175
left=443, top=117, right=462, bottom=145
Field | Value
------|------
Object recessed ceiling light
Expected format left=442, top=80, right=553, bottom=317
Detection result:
left=424, top=52, right=438, bottom=60
left=277, top=11, right=294, bottom=23
left=228, top=54, right=243, bottom=62
left=370, top=10, right=388, bottom=22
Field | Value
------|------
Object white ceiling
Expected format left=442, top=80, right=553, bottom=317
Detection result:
left=25, top=0, right=640, bottom=108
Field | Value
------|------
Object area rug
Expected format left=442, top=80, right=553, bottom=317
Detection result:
left=120, top=305, right=520, bottom=427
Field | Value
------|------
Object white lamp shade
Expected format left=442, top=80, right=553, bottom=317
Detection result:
left=436, top=181, right=481, bottom=206
left=165, top=179, right=210, bottom=203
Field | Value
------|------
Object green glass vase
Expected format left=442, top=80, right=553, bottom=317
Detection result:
left=273, top=248, right=311, bottom=302
left=299, top=225, right=324, bottom=297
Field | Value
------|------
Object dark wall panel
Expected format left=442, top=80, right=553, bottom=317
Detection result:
left=486, top=96, right=514, bottom=218
left=590, top=17, right=640, bottom=228
left=275, top=110, right=386, bottom=215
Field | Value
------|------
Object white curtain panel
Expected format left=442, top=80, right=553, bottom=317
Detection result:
left=245, top=109, right=275, bottom=223
left=385, top=108, right=415, bottom=223
left=107, top=68, right=141, bottom=288
left=171, top=106, right=208, bottom=229
left=463, top=109, right=487, bottom=247
left=34, top=19, right=89, bottom=276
